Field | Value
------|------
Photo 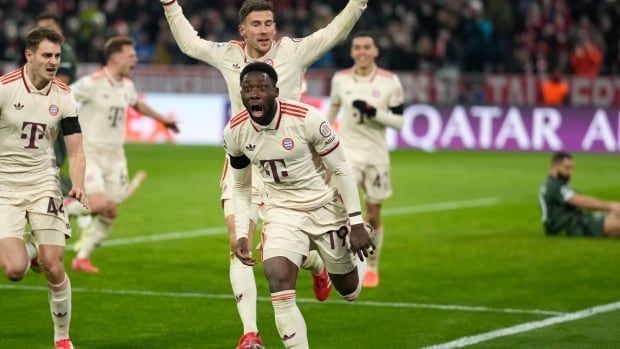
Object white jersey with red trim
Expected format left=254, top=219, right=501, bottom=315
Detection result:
left=0, top=67, right=78, bottom=191
left=164, top=0, right=366, bottom=114
left=223, top=99, right=340, bottom=211
left=330, top=67, right=404, bottom=165
left=70, top=68, right=138, bottom=149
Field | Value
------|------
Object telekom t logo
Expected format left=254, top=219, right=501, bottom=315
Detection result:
left=259, top=159, right=288, bottom=183
left=21, top=122, right=47, bottom=149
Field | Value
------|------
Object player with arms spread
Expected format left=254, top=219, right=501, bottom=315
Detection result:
left=224, top=62, right=374, bottom=349
left=0, top=27, right=87, bottom=349
left=161, top=0, right=368, bottom=346
left=68, top=36, right=178, bottom=273
left=328, top=32, right=404, bottom=287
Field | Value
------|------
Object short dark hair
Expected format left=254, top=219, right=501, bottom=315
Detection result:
left=26, top=27, right=63, bottom=51
left=239, top=0, right=275, bottom=23
left=104, top=36, right=135, bottom=62
left=36, top=13, right=60, bottom=25
left=352, top=31, right=374, bottom=40
left=240, top=62, right=278, bottom=86
left=551, top=151, right=572, bottom=164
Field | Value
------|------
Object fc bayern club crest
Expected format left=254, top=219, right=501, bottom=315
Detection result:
left=48, top=104, right=59, bottom=116
left=282, top=137, right=295, bottom=150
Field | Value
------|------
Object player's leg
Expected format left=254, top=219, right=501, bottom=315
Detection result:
left=0, top=202, right=30, bottom=281
left=225, top=202, right=263, bottom=348
left=72, top=193, right=116, bottom=273
left=603, top=211, right=620, bottom=236
left=300, top=248, right=331, bottom=301
left=29, top=197, right=74, bottom=349
left=362, top=164, right=392, bottom=287
left=262, top=211, right=310, bottom=349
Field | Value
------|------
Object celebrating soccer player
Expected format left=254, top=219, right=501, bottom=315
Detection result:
left=0, top=27, right=87, bottom=349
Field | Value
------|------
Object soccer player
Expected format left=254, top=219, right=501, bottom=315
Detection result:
left=327, top=32, right=404, bottom=287
left=225, top=62, right=373, bottom=349
left=36, top=13, right=78, bottom=196
left=161, top=0, right=368, bottom=346
left=539, top=151, right=620, bottom=237
left=69, top=36, right=178, bottom=273
left=0, top=27, right=87, bottom=349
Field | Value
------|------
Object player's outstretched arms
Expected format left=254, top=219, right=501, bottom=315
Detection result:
left=160, top=0, right=226, bottom=66
left=569, top=194, right=617, bottom=212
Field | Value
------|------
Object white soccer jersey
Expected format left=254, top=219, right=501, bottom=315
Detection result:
left=71, top=68, right=138, bottom=148
left=330, top=67, right=404, bottom=165
left=0, top=67, right=78, bottom=191
left=164, top=0, right=366, bottom=114
left=223, top=99, right=340, bottom=211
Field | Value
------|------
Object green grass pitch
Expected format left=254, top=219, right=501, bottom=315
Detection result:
left=1, top=144, right=619, bottom=348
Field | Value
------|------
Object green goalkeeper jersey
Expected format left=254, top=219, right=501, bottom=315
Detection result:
left=539, top=175, right=581, bottom=235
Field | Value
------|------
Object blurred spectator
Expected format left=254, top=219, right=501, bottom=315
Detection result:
left=571, top=39, right=603, bottom=77
left=540, top=68, right=569, bottom=105
left=0, top=0, right=619, bottom=74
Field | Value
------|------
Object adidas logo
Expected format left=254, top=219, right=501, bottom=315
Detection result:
left=233, top=63, right=241, bottom=70
left=14, top=102, right=24, bottom=110
left=53, top=312, right=68, bottom=318
left=235, top=294, right=243, bottom=303
left=282, top=333, right=296, bottom=341
left=246, top=144, right=256, bottom=151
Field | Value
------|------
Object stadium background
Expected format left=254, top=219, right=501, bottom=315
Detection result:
left=1, top=1, right=619, bottom=348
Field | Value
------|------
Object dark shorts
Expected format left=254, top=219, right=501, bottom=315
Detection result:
left=566, top=212, right=606, bottom=237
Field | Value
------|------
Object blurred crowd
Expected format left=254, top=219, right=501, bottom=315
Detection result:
left=0, top=0, right=619, bottom=75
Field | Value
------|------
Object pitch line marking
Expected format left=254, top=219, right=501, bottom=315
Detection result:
left=0, top=284, right=562, bottom=316
left=68, top=197, right=500, bottom=249
left=422, top=300, right=620, bottom=349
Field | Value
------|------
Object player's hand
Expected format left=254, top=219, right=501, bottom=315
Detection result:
left=68, top=187, right=89, bottom=210
left=349, top=223, right=375, bottom=262
left=609, top=202, right=620, bottom=213
left=234, top=237, right=256, bottom=266
left=162, top=116, right=180, bottom=133
left=352, top=100, right=377, bottom=123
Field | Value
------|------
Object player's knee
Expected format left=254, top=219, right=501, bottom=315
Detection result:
left=264, top=270, right=295, bottom=292
left=103, top=203, right=118, bottom=219
left=4, top=265, right=27, bottom=281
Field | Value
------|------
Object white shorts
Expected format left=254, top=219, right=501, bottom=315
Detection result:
left=351, top=162, right=392, bottom=204
left=84, top=145, right=129, bottom=203
left=260, top=198, right=356, bottom=275
left=0, top=189, right=70, bottom=245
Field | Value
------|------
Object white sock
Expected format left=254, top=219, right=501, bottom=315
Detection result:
left=65, top=198, right=90, bottom=216
left=25, top=240, right=37, bottom=260
left=272, top=290, right=308, bottom=348
left=48, top=274, right=71, bottom=341
left=76, top=215, right=113, bottom=259
left=230, top=255, right=258, bottom=334
left=368, top=226, right=384, bottom=272
left=300, top=250, right=324, bottom=275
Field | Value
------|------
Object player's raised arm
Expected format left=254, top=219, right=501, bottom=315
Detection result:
left=293, top=0, right=368, bottom=67
left=161, top=0, right=228, bottom=66
left=134, top=100, right=180, bottom=133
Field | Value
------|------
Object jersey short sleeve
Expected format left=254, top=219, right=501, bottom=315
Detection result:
left=329, top=74, right=342, bottom=106
left=389, top=75, right=405, bottom=108
left=305, top=109, right=340, bottom=156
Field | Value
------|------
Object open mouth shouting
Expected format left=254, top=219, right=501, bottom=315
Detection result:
left=249, top=103, right=264, bottom=118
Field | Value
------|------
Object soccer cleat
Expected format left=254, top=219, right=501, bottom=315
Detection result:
left=71, top=258, right=99, bottom=273
left=236, top=332, right=265, bottom=349
left=311, top=267, right=332, bottom=301
left=362, top=269, right=379, bottom=288
left=54, top=338, right=74, bottom=349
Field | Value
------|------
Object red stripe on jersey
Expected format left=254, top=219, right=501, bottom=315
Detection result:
left=280, top=102, right=307, bottom=112
left=281, top=110, right=306, bottom=118
left=229, top=110, right=249, bottom=124
left=1, top=75, right=22, bottom=85
left=0, top=69, right=22, bottom=82
left=220, top=158, right=229, bottom=184
left=376, top=68, right=394, bottom=78
left=317, top=141, right=340, bottom=156
left=22, top=68, right=31, bottom=94
left=53, top=80, right=71, bottom=92
left=230, top=116, right=249, bottom=129
left=229, top=112, right=249, bottom=127
left=53, top=78, right=69, bottom=88
left=162, top=0, right=176, bottom=6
